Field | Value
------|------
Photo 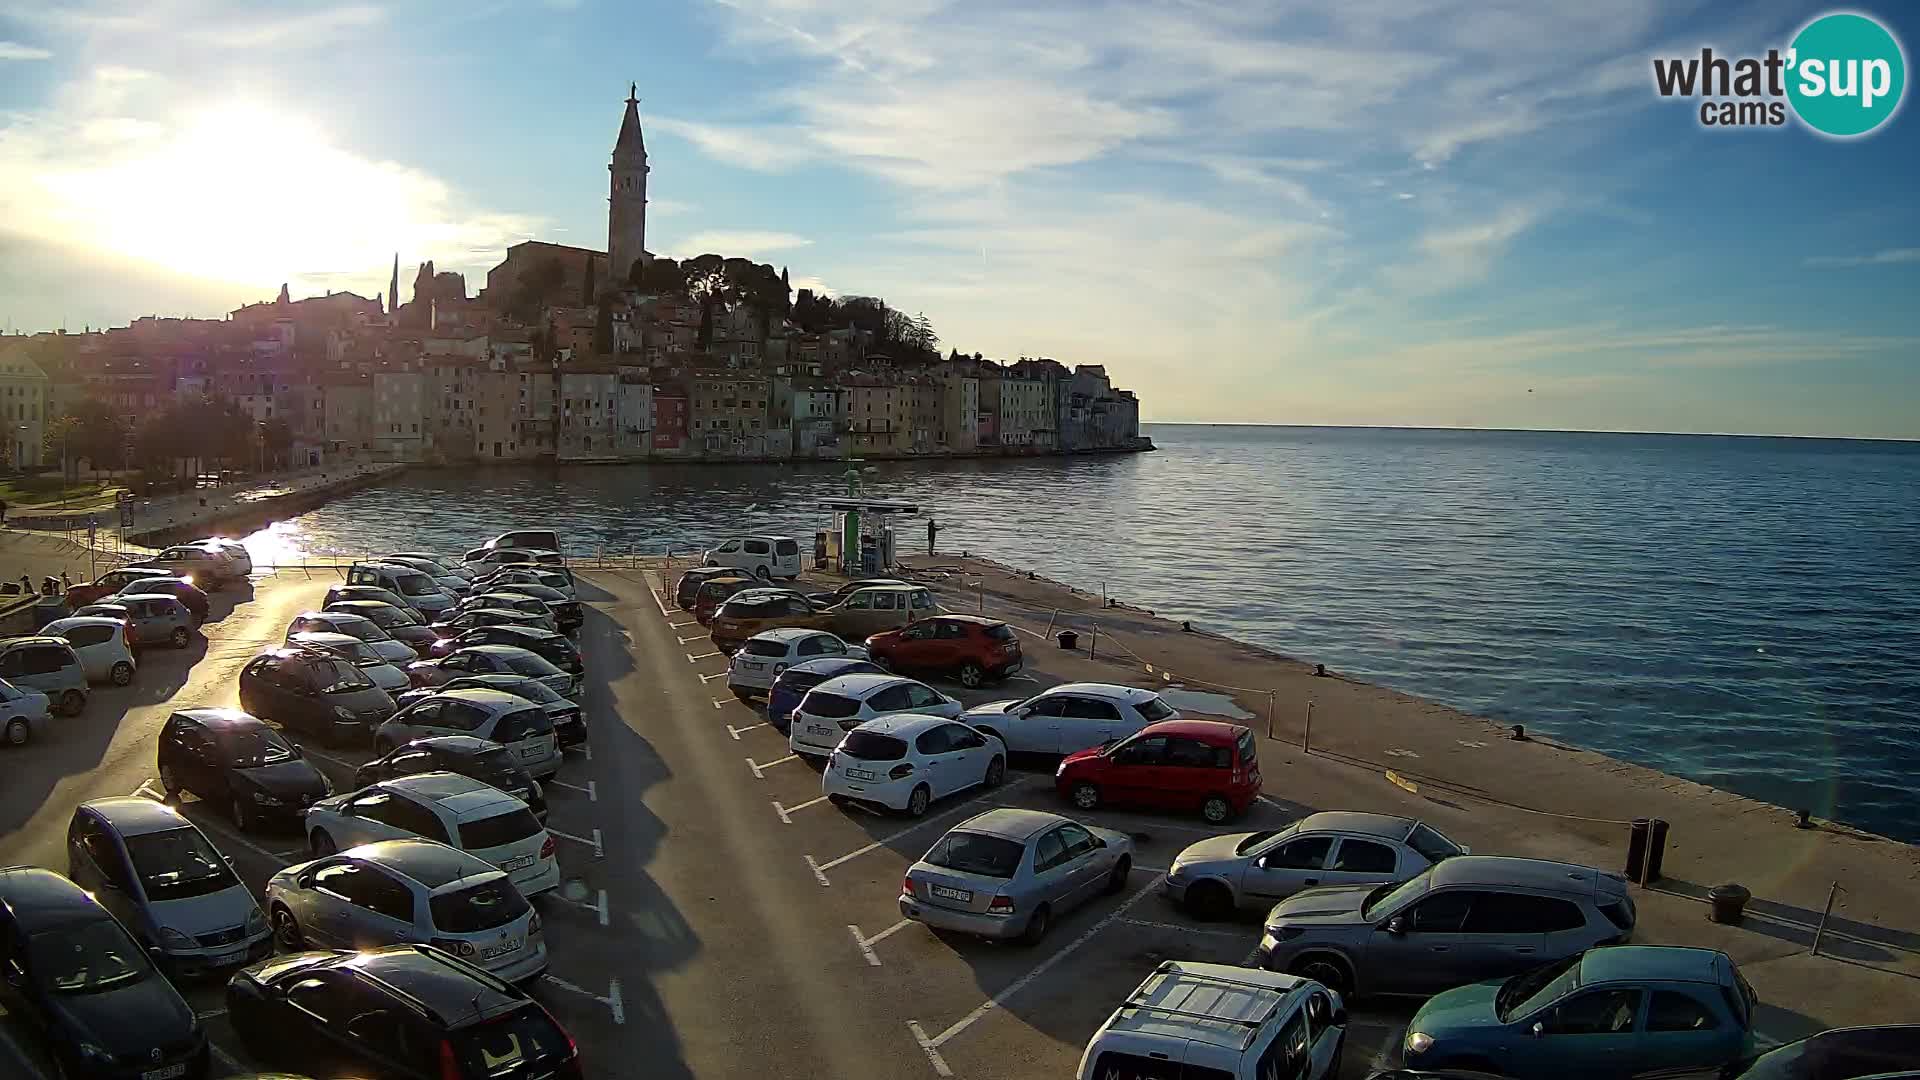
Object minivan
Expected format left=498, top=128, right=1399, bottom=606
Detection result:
left=703, top=535, right=803, bottom=580
left=0, top=637, right=89, bottom=716
left=1054, top=719, right=1263, bottom=824
left=348, top=562, right=457, bottom=618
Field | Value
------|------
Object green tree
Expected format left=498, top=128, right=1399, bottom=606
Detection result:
left=45, top=399, right=130, bottom=479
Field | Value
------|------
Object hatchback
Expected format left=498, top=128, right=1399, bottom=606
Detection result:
left=675, top=565, right=754, bottom=609
left=158, top=709, right=334, bottom=831
left=379, top=556, right=472, bottom=596
left=692, top=575, right=765, bottom=625
left=474, top=565, right=574, bottom=599
left=346, top=562, right=457, bottom=617
left=429, top=607, right=557, bottom=647
left=420, top=674, right=586, bottom=749
left=823, top=714, right=1006, bottom=817
left=490, top=582, right=583, bottom=631
left=966, top=682, right=1179, bottom=756
left=1167, top=811, right=1468, bottom=918
left=0, top=636, right=90, bottom=716
left=354, top=735, right=548, bottom=820
left=866, top=614, right=1023, bottom=689
left=435, top=625, right=581, bottom=675
left=0, top=677, right=53, bottom=746
left=409, top=645, right=577, bottom=700
left=765, top=657, right=886, bottom=734
left=788, top=672, right=962, bottom=758
left=0, top=866, right=209, bottom=1080
left=708, top=589, right=832, bottom=653
left=325, top=598, right=439, bottom=651
left=266, top=840, right=547, bottom=984
left=374, top=688, right=560, bottom=781
left=286, top=610, right=419, bottom=663
left=238, top=648, right=398, bottom=745
left=288, top=632, right=413, bottom=693
left=42, top=616, right=137, bottom=685
left=726, top=628, right=859, bottom=700
left=823, top=583, right=943, bottom=640
left=227, top=944, right=581, bottom=1080
left=1256, top=855, right=1637, bottom=999
left=66, top=798, right=272, bottom=977
left=63, top=565, right=175, bottom=607
left=109, top=594, right=196, bottom=649
left=324, top=583, right=425, bottom=621
left=304, top=773, right=559, bottom=896
left=113, top=577, right=209, bottom=623
left=388, top=551, right=477, bottom=581
left=1056, top=718, right=1263, bottom=824
left=1403, top=947, right=1756, bottom=1078
left=901, top=808, right=1130, bottom=944
left=453, top=591, right=558, bottom=625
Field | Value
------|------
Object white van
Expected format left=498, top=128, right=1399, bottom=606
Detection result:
left=703, top=536, right=803, bottom=581
left=1078, top=961, right=1347, bottom=1080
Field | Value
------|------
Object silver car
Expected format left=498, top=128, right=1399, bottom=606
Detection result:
left=289, top=631, right=412, bottom=694
left=108, top=594, right=195, bottom=650
left=265, top=838, right=548, bottom=984
left=1255, top=855, right=1637, bottom=999
left=1165, top=811, right=1467, bottom=918
left=286, top=611, right=419, bottom=664
left=65, top=797, right=272, bottom=977
left=408, top=645, right=577, bottom=700
left=901, top=808, right=1134, bottom=946
left=374, top=688, right=560, bottom=780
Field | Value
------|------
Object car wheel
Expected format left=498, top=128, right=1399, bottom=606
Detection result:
left=957, top=662, right=985, bottom=689
left=1070, top=782, right=1101, bottom=811
left=1186, top=880, right=1235, bottom=921
left=59, top=690, right=85, bottom=717
left=170, top=627, right=190, bottom=649
left=109, top=660, right=135, bottom=686
left=905, top=783, right=931, bottom=818
left=1200, top=794, right=1233, bottom=824
left=983, top=755, right=1005, bottom=788
left=1290, top=955, right=1355, bottom=997
left=3, top=718, right=27, bottom=746
left=310, top=830, right=336, bottom=856
left=159, top=763, right=182, bottom=797
left=231, top=796, right=254, bottom=832
left=827, top=793, right=851, bottom=809
left=754, top=566, right=772, bottom=581
left=271, top=904, right=304, bottom=950
left=1105, top=856, right=1132, bottom=895
left=732, top=689, right=755, bottom=703
left=1018, top=903, right=1051, bottom=947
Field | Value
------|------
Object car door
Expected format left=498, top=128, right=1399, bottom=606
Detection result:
left=378, top=748, right=436, bottom=782
left=335, top=791, right=408, bottom=847
left=1026, top=828, right=1076, bottom=910
left=301, top=862, right=361, bottom=947
left=1453, top=891, right=1556, bottom=985
left=913, top=725, right=965, bottom=797
left=1101, top=734, right=1169, bottom=805
left=1322, top=837, right=1405, bottom=888
left=941, top=724, right=992, bottom=790
left=66, top=814, right=135, bottom=930
left=0, top=649, right=26, bottom=691
left=1006, top=694, right=1068, bottom=754
left=1640, top=987, right=1738, bottom=1073
left=177, top=724, right=227, bottom=798
left=394, top=699, right=450, bottom=741
left=890, top=621, right=942, bottom=670
left=1302, top=990, right=1342, bottom=1080
left=832, top=589, right=876, bottom=637
left=1156, top=736, right=1225, bottom=811
left=334, top=863, right=418, bottom=950
left=1056, top=696, right=1126, bottom=755
left=1512, top=988, right=1646, bottom=1080
left=1363, top=888, right=1476, bottom=995
left=1050, top=822, right=1108, bottom=909
left=1242, top=834, right=1336, bottom=905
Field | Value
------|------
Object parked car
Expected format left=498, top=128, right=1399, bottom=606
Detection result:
left=325, top=598, right=439, bottom=651
left=1055, top=718, right=1263, bottom=824
left=157, top=709, right=334, bottom=831
left=691, top=575, right=764, bottom=625
left=71, top=601, right=132, bottom=621
left=765, top=656, right=886, bottom=734
left=823, top=714, right=1006, bottom=817
left=1166, top=812, right=1468, bottom=918
left=1403, top=946, right=1756, bottom=1078
left=113, top=577, right=209, bottom=623
left=63, top=565, right=177, bottom=607
left=374, top=688, right=560, bottom=781
left=676, top=566, right=756, bottom=609
left=304, top=772, right=559, bottom=896
left=65, top=797, right=272, bottom=977
left=965, top=682, right=1177, bottom=756
left=474, top=565, right=575, bottom=599
left=0, top=866, right=209, bottom=1080
left=702, top=534, right=803, bottom=579
left=0, top=636, right=89, bottom=716
left=402, top=675, right=585, bottom=750
left=901, top=809, right=1129, bottom=944
left=1078, top=960, right=1346, bottom=1080
left=428, top=607, right=556, bottom=648
left=408, top=645, right=577, bottom=700
left=286, top=610, right=419, bottom=663
left=378, top=556, right=471, bottom=596
left=195, top=538, right=253, bottom=577
left=288, top=632, right=412, bottom=694
left=323, top=584, right=424, bottom=622
left=454, top=591, right=558, bottom=624
left=463, top=546, right=537, bottom=568
left=346, top=562, right=457, bottom=617
left=490, top=582, right=582, bottom=631
left=1712, top=1025, right=1920, bottom=1080
left=0, top=677, right=53, bottom=746
left=726, top=628, right=860, bottom=701
left=108, top=594, right=196, bottom=649
left=1256, top=855, right=1638, bottom=999
left=354, top=735, right=548, bottom=820
left=265, top=840, right=547, bottom=984
left=788, top=672, right=962, bottom=759
left=805, top=577, right=909, bottom=606
left=238, top=648, right=398, bottom=745
left=435, top=625, right=581, bottom=675
left=709, top=590, right=834, bottom=653
left=487, top=529, right=563, bottom=554
left=823, top=583, right=943, bottom=640
left=866, top=614, right=1023, bottom=689
left=226, top=943, right=582, bottom=1079
left=147, top=544, right=243, bottom=589
left=41, top=616, right=137, bottom=685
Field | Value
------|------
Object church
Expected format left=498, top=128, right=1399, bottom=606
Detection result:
left=483, top=85, right=652, bottom=305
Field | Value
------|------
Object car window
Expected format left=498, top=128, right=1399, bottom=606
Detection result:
left=390, top=750, right=435, bottom=772
left=494, top=708, right=552, bottom=743
left=904, top=684, right=944, bottom=709
left=1033, top=829, right=1067, bottom=872
left=914, top=726, right=953, bottom=755
left=449, top=1005, right=572, bottom=1077
left=1647, top=990, right=1719, bottom=1032
left=935, top=621, right=968, bottom=640
left=875, top=592, right=900, bottom=611
left=1062, top=697, right=1122, bottom=721
left=430, top=878, right=530, bottom=934
left=442, top=701, right=492, bottom=732
left=744, top=540, right=770, bottom=555
left=26, top=647, right=71, bottom=675
left=286, top=971, right=384, bottom=1025
left=899, top=622, right=935, bottom=641
left=1463, top=892, right=1587, bottom=933
left=1305, top=992, right=1334, bottom=1043
left=347, top=791, right=398, bottom=822
left=1056, top=823, right=1098, bottom=858
left=1408, top=889, right=1476, bottom=932
left=386, top=798, right=453, bottom=844
left=1329, top=839, right=1398, bottom=874
left=123, top=826, right=239, bottom=902
left=1164, top=737, right=1221, bottom=767
left=1542, top=989, right=1642, bottom=1036
left=911, top=590, right=935, bottom=609
left=77, top=817, right=133, bottom=891
left=1254, top=1012, right=1310, bottom=1080
left=840, top=591, right=871, bottom=609
left=458, top=808, right=542, bottom=850
left=867, top=684, right=913, bottom=712
left=346, top=864, right=415, bottom=922
left=1112, top=735, right=1167, bottom=765
left=1024, top=695, right=1067, bottom=717
left=65, top=624, right=116, bottom=649
left=925, top=832, right=1025, bottom=878
left=794, top=636, right=825, bottom=656
left=1262, top=836, right=1333, bottom=871
left=1406, top=824, right=1464, bottom=864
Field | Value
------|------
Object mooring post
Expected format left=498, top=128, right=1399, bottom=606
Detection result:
left=1088, top=627, right=1097, bottom=660
left=1301, top=699, right=1313, bottom=751
left=1812, top=881, right=1842, bottom=957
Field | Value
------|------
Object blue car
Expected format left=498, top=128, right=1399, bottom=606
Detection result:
left=765, top=657, right=884, bottom=733
left=1402, top=946, right=1755, bottom=1079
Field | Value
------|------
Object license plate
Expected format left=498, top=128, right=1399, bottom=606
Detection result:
left=480, top=937, right=524, bottom=960
left=847, top=768, right=878, bottom=781
left=809, top=724, right=833, bottom=736
left=743, top=662, right=763, bottom=671
left=144, top=1066, right=186, bottom=1080
left=211, top=946, right=247, bottom=965
left=520, top=745, right=543, bottom=758
left=501, top=854, right=536, bottom=872
left=930, top=884, right=971, bottom=902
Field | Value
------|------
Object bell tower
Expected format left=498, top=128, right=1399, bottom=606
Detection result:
left=607, top=83, right=649, bottom=291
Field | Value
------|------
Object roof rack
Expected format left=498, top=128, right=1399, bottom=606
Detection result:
left=1121, top=966, right=1290, bottom=1051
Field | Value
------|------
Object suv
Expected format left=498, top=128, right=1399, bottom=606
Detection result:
left=676, top=566, right=756, bottom=610
left=112, top=594, right=197, bottom=649
left=373, top=688, right=560, bottom=780
left=709, top=589, right=832, bottom=653
left=964, top=681, right=1178, bottom=756
left=148, top=544, right=242, bottom=590
left=1255, top=855, right=1637, bottom=999
left=1166, top=811, right=1467, bottom=919
left=226, top=943, right=581, bottom=1079
left=1078, top=960, right=1347, bottom=1080
left=866, top=614, right=1023, bottom=689
left=702, top=535, right=802, bottom=579
left=823, top=583, right=943, bottom=640
left=1055, top=719, right=1262, bottom=824
left=0, top=636, right=89, bottom=716
left=304, top=772, right=559, bottom=896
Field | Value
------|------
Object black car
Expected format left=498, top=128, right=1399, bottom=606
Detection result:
left=353, top=734, right=549, bottom=819
left=435, top=625, right=583, bottom=674
left=406, top=674, right=586, bottom=749
left=0, top=866, right=209, bottom=1080
left=238, top=649, right=398, bottom=746
left=1714, top=1025, right=1920, bottom=1080
left=157, top=710, right=333, bottom=831
left=325, top=599, right=439, bottom=651
left=427, top=608, right=553, bottom=650
left=491, top=583, right=582, bottom=631
left=675, top=566, right=755, bottom=610
left=226, top=945, right=583, bottom=1080
left=113, top=577, right=210, bottom=623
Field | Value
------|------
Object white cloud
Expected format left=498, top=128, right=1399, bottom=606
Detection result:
left=1803, top=248, right=1920, bottom=269
left=675, top=231, right=813, bottom=259
left=0, top=41, right=52, bottom=60
left=191, top=4, right=385, bottom=48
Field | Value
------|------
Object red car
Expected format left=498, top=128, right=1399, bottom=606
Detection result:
left=864, top=614, right=1023, bottom=688
left=1054, top=719, right=1261, bottom=824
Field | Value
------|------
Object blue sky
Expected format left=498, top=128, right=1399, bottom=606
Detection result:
left=1, top=0, right=1916, bottom=437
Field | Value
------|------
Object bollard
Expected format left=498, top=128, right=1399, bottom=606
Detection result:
left=1811, top=882, right=1841, bottom=955
left=1045, top=609, right=1059, bottom=637
left=1301, top=699, right=1313, bottom=752
left=1088, top=627, right=1098, bottom=660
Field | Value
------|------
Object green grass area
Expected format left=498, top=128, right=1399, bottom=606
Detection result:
left=0, top=473, right=122, bottom=508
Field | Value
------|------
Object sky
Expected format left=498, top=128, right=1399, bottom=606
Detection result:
left=1, top=1, right=1916, bottom=438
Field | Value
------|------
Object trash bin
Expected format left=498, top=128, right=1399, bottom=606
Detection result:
left=1057, top=630, right=1079, bottom=650
left=1708, top=883, right=1750, bottom=924
left=1625, top=818, right=1670, bottom=883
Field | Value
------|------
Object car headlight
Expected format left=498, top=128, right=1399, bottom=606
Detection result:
left=1165, top=863, right=1187, bottom=883
left=1404, top=1032, right=1434, bottom=1056
left=333, top=705, right=357, bottom=720
left=156, top=926, right=197, bottom=951
left=251, top=790, right=283, bottom=805
left=246, top=907, right=269, bottom=934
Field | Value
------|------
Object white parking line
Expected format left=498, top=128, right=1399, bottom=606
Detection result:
left=728, top=722, right=767, bottom=741
left=549, top=779, right=597, bottom=801
left=548, top=827, right=605, bottom=859
left=805, top=855, right=830, bottom=887
left=1116, top=917, right=1248, bottom=939
left=678, top=635, right=706, bottom=645
left=845, top=917, right=914, bottom=967
left=210, top=1042, right=245, bottom=1074
left=191, top=816, right=296, bottom=865
left=747, top=754, right=796, bottom=778
left=645, top=578, right=671, bottom=618
left=133, top=779, right=164, bottom=800
left=699, top=671, right=728, bottom=683
left=772, top=793, right=826, bottom=823
left=907, top=1020, right=954, bottom=1077
left=669, top=620, right=696, bottom=628
left=686, top=650, right=721, bottom=662
left=543, top=973, right=626, bottom=1025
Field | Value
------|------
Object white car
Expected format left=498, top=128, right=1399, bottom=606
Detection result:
left=726, top=628, right=863, bottom=699
left=0, top=678, right=53, bottom=746
left=823, top=714, right=1007, bottom=817
left=42, top=616, right=138, bottom=686
left=266, top=838, right=547, bottom=984
left=149, top=543, right=244, bottom=589
left=961, top=683, right=1181, bottom=756
left=288, top=631, right=412, bottom=693
left=788, top=673, right=962, bottom=759
left=374, top=688, right=560, bottom=781
left=304, top=772, right=559, bottom=896
left=193, top=537, right=254, bottom=576
left=702, top=535, right=803, bottom=580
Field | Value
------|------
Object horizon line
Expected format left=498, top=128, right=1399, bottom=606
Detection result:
left=1138, top=421, right=1920, bottom=445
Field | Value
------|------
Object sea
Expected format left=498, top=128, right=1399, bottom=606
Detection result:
left=249, top=425, right=1920, bottom=842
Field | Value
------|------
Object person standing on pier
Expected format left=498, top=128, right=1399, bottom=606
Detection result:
left=927, top=517, right=939, bottom=556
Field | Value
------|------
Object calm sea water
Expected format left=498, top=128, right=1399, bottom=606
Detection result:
left=254, top=426, right=1920, bottom=841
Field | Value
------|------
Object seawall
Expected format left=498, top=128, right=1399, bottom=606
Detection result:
left=125, top=464, right=408, bottom=547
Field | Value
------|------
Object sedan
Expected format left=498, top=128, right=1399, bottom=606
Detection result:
left=900, top=808, right=1131, bottom=945
left=285, top=610, right=418, bottom=664
left=434, top=625, right=581, bottom=675
left=491, top=582, right=583, bottom=631
left=961, top=682, right=1178, bottom=756
left=1165, top=811, right=1466, bottom=918
left=451, top=592, right=560, bottom=628
left=322, top=584, right=424, bottom=622
left=428, top=607, right=556, bottom=645
left=822, top=713, right=1005, bottom=817
left=788, top=673, right=961, bottom=759
left=324, top=598, right=439, bottom=652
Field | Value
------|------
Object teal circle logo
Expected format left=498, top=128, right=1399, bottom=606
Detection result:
left=1787, top=12, right=1907, bottom=137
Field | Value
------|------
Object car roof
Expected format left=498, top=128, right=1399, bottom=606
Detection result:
left=818, top=672, right=921, bottom=696
left=81, top=796, right=197, bottom=837
left=789, top=657, right=878, bottom=675
left=1429, top=855, right=1611, bottom=894
left=331, top=599, right=400, bottom=610
left=1293, top=811, right=1417, bottom=839
left=1105, top=960, right=1308, bottom=1053
left=383, top=771, right=514, bottom=815
left=399, top=734, right=497, bottom=755
left=174, top=707, right=269, bottom=731
left=850, top=583, right=923, bottom=593
left=925, top=614, right=1001, bottom=627
left=299, top=609, right=369, bottom=623
left=46, top=616, right=124, bottom=629
left=0, top=635, right=71, bottom=648
left=431, top=688, right=530, bottom=712
left=291, top=631, right=362, bottom=646
left=1579, top=946, right=1728, bottom=985
left=1040, top=682, right=1161, bottom=704
left=118, top=592, right=183, bottom=604
left=348, top=839, right=498, bottom=888
left=460, top=644, right=541, bottom=658
left=859, top=712, right=952, bottom=736
left=470, top=625, right=560, bottom=641
left=750, top=627, right=834, bottom=643
left=1140, top=718, right=1247, bottom=741
left=341, top=945, right=523, bottom=1022
left=0, top=866, right=104, bottom=930
left=726, top=588, right=803, bottom=602
left=956, top=808, right=1066, bottom=840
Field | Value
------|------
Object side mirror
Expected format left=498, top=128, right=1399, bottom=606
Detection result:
left=1530, top=1021, right=1544, bottom=1038
left=1094, top=836, right=1108, bottom=849
left=1386, top=916, right=1407, bottom=936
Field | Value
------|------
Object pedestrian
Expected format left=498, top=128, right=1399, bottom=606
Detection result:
left=40, top=576, right=55, bottom=597
left=926, top=517, right=939, bottom=557
left=17, top=574, right=30, bottom=594
left=60, top=571, right=71, bottom=592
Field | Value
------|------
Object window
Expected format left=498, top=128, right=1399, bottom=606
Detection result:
left=385, top=798, right=453, bottom=844
left=1542, top=989, right=1642, bottom=1035
left=1112, top=735, right=1167, bottom=765
left=904, top=684, right=944, bottom=709
left=1408, top=890, right=1476, bottom=932
left=1463, top=892, right=1587, bottom=934
left=866, top=685, right=913, bottom=712
left=61, top=624, right=114, bottom=649
left=1255, top=1012, right=1311, bottom=1080
left=1057, top=823, right=1098, bottom=858
left=914, top=726, right=954, bottom=755
left=1329, top=839, right=1398, bottom=874
left=1164, top=737, right=1223, bottom=767
left=1406, top=824, right=1463, bottom=864
left=1261, top=836, right=1332, bottom=871
left=1136, top=696, right=1177, bottom=722
left=24, top=647, right=69, bottom=676
left=342, top=864, right=414, bottom=922
left=1033, top=829, right=1068, bottom=872
left=1647, top=991, right=1719, bottom=1032
left=1062, top=697, right=1123, bottom=721
left=872, top=592, right=899, bottom=611
left=457, top=809, right=542, bottom=850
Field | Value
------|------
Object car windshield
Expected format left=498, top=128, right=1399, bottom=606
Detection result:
left=500, top=652, right=562, bottom=677
left=1496, top=953, right=1583, bottom=1021
left=430, top=878, right=530, bottom=934
left=1406, top=823, right=1464, bottom=863
left=1359, top=868, right=1432, bottom=920
left=741, top=639, right=790, bottom=657
left=839, top=731, right=908, bottom=760
left=394, top=573, right=440, bottom=596
left=924, top=831, right=1025, bottom=878
left=316, top=639, right=384, bottom=664
left=495, top=679, right=562, bottom=704
left=355, top=605, right=418, bottom=628
left=317, top=659, right=376, bottom=693
left=216, top=725, right=296, bottom=767
left=1235, top=828, right=1288, bottom=856
left=28, top=919, right=152, bottom=994
left=335, top=618, right=391, bottom=643
left=124, top=826, right=239, bottom=901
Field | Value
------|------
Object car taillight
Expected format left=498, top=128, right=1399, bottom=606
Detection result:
left=540, top=835, right=556, bottom=859
left=901, top=875, right=915, bottom=899
left=889, top=763, right=915, bottom=780
left=439, top=1038, right=462, bottom=1080
left=987, top=895, right=1014, bottom=914
left=528, top=910, right=542, bottom=934
left=540, top=1003, right=579, bottom=1061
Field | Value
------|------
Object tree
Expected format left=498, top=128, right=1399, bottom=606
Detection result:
left=506, top=257, right=566, bottom=323
left=44, top=399, right=130, bottom=479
